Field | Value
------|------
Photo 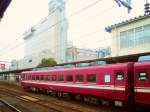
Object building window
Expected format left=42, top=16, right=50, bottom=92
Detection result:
left=76, top=75, right=83, bottom=82
left=120, top=24, right=150, bottom=49
left=120, top=31, right=127, bottom=48
left=87, top=74, right=96, bottom=83
left=28, top=59, right=32, bottom=63
left=67, top=75, right=73, bottom=82
left=139, top=72, right=148, bottom=81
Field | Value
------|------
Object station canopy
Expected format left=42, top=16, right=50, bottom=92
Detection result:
left=0, top=0, right=11, bottom=19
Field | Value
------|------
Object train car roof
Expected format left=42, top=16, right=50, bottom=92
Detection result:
left=134, top=61, right=150, bottom=67
left=22, top=62, right=132, bottom=74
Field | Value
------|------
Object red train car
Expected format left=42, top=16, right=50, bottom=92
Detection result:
left=134, top=61, right=150, bottom=105
left=21, top=62, right=136, bottom=106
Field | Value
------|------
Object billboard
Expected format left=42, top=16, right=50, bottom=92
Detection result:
left=0, top=63, right=5, bottom=70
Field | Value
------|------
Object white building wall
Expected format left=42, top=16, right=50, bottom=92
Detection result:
left=21, top=0, right=67, bottom=69
left=111, top=17, right=150, bottom=57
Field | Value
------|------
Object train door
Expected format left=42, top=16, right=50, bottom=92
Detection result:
left=114, top=70, right=126, bottom=102
left=134, top=68, right=150, bottom=104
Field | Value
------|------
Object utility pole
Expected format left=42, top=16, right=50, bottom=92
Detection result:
left=114, top=0, right=132, bottom=13
left=144, top=0, right=150, bottom=14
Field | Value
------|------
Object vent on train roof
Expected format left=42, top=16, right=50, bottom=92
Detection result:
left=32, top=61, right=106, bottom=71
left=138, top=55, right=150, bottom=62
left=32, top=64, right=75, bottom=71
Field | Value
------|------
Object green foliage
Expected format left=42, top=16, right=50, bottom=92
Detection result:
left=37, top=58, right=57, bottom=67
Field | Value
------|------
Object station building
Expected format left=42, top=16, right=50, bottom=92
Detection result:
left=105, top=13, right=150, bottom=57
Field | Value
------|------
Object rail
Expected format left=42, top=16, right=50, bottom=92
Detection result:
left=0, top=98, right=22, bottom=112
left=0, top=87, right=84, bottom=112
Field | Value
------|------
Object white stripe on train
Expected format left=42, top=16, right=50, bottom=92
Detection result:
left=22, top=81, right=125, bottom=91
left=22, top=81, right=150, bottom=93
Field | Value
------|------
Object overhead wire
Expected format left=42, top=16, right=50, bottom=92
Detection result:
left=0, top=0, right=104, bottom=54
left=0, top=0, right=115, bottom=59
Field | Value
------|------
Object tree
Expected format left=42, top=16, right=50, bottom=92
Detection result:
left=37, top=58, right=57, bottom=67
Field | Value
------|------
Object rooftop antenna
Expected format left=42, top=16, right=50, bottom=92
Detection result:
left=144, top=0, right=150, bottom=14
left=114, top=0, right=132, bottom=13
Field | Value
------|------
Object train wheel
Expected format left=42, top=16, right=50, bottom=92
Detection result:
left=51, top=90, right=57, bottom=97
left=101, top=99, right=109, bottom=106
left=83, top=96, right=90, bottom=103
left=62, top=92, right=72, bottom=100
left=57, top=92, right=63, bottom=98
left=109, top=100, right=114, bottom=107
left=35, top=88, right=39, bottom=93
left=75, top=94, right=84, bottom=101
left=90, top=97, right=99, bottom=105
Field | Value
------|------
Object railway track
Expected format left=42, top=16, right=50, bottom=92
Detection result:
left=0, top=98, right=22, bottom=112
left=0, top=87, right=85, bottom=112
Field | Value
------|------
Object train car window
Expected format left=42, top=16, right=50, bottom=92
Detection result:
left=21, top=75, right=25, bottom=80
left=41, top=75, right=44, bottom=80
left=46, top=75, right=50, bottom=81
left=52, top=75, right=56, bottom=81
left=32, top=75, right=35, bottom=80
left=28, top=75, right=31, bottom=80
left=25, top=75, right=27, bottom=80
left=138, top=72, right=148, bottom=81
left=105, top=74, right=110, bottom=82
left=116, top=72, right=124, bottom=80
left=27, top=75, right=29, bottom=80
left=58, top=75, right=64, bottom=81
left=87, top=74, right=96, bottom=82
left=76, top=75, right=83, bottom=82
left=36, top=75, right=39, bottom=80
left=24, top=75, right=26, bottom=80
left=67, top=75, right=73, bottom=82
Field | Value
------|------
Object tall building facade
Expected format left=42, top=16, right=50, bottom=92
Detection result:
left=19, top=0, right=67, bottom=69
left=105, top=14, right=150, bottom=57
left=66, top=47, right=98, bottom=62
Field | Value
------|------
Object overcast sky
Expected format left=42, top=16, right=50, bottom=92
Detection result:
left=0, top=0, right=146, bottom=62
